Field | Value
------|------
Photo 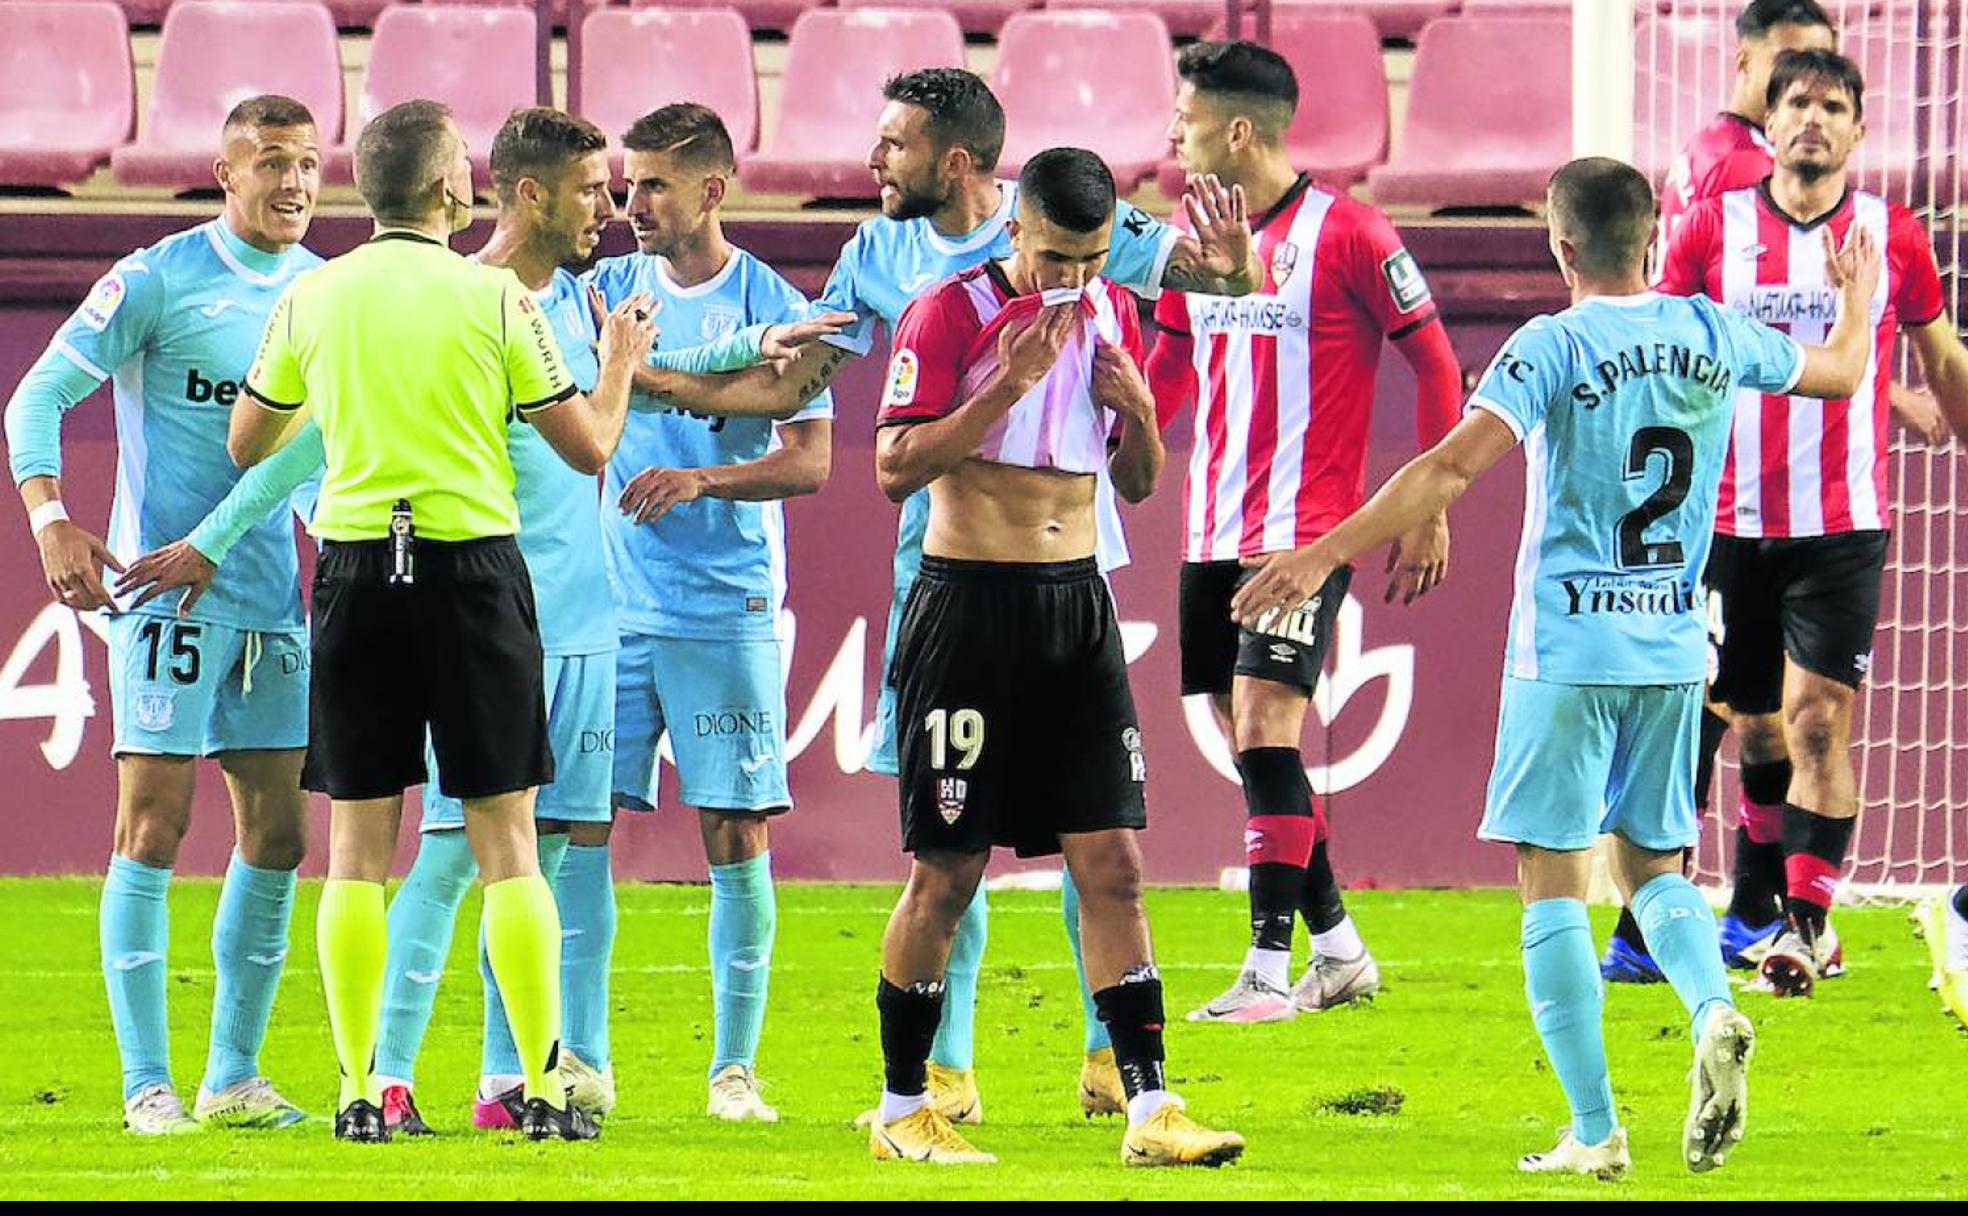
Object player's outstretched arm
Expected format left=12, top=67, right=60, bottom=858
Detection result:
left=1160, top=175, right=1261, bottom=297
left=7, top=348, right=123, bottom=611
left=1904, top=319, right=1968, bottom=445
left=637, top=323, right=856, bottom=422
left=1790, top=224, right=1882, bottom=401
left=116, top=422, right=327, bottom=617
left=618, top=419, right=832, bottom=525
left=1230, top=410, right=1519, bottom=628
left=528, top=292, right=657, bottom=474
left=875, top=303, right=1077, bottom=501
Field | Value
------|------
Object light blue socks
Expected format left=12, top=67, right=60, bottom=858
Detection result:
left=375, top=829, right=477, bottom=1083
left=555, top=842, right=616, bottom=1072
left=202, top=852, right=296, bottom=1093
left=1631, top=872, right=1735, bottom=1040
left=930, top=884, right=988, bottom=1072
left=1060, top=867, right=1112, bottom=1053
left=1522, top=898, right=1617, bottom=1146
left=708, top=852, right=777, bottom=1075
left=102, top=855, right=173, bottom=1099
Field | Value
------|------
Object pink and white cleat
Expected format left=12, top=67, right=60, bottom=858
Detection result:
left=472, top=1084, right=527, bottom=1131
left=1185, top=970, right=1297, bottom=1023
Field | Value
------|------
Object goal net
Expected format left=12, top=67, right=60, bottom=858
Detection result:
left=1629, top=0, right=1967, bottom=898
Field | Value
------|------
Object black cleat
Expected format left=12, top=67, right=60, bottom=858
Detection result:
left=382, top=1085, right=434, bottom=1137
left=521, top=1096, right=600, bottom=1142
left=335, top=1099, right=391, bottom=1143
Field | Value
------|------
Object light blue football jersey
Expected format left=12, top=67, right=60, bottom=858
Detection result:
left=24, top=220, right=321, bottom=631
left=814, top=181, right=1181, bottom=593
left=510, top=267, right=615, bottom=656
left=1467, top=291, right=1804, bottom=685
left=587, top=247, right=834, bottom=641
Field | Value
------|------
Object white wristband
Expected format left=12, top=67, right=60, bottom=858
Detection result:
left=28, top=501, right=69, bottom=536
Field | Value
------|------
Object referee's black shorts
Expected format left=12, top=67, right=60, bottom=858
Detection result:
left=303, top=535, right=553, bottom=801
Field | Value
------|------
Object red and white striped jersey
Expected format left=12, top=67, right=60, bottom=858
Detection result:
left=1659, top=112, right=1774, bottom=245
left=1155, top=176, right=1439, bottom=561
left=877, top=263, right=1143, bottom=475
left=1659, top=183, right=1946, bottom=538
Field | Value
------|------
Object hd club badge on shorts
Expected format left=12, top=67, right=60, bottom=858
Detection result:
left=936, top=776, right=968, bottom=825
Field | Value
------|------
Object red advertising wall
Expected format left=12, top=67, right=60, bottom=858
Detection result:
left=0, top=216, right=1535, bottom=886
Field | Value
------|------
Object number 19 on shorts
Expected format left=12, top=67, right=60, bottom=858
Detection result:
left=924, top=707, right=985, bottom=771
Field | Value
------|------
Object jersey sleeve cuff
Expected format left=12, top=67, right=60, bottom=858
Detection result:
left=1466, top=396, right=1529, bottom=441
left=243, top=382, right=303, bottom=412
left=515, top=381, right=581, bottom=415
left=1775, top=336, right=1806, bottom=396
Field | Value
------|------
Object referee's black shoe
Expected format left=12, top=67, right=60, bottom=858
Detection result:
left=521, top=1096, right=600, bottom=1142
left=335, top=1099, right=391, bottom=1143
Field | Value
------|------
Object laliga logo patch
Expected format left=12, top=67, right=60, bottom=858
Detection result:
left=936, top=776, right=968, bottom=824
left=1270, top=241, right=1299, bottom=288
left=1380, top=249, right=1431, bottom=312
left=134, top=690, right=174, bottom=733
left=884, top=349, right=920, bottom=406
left=79, top=273, right=128, bottom=332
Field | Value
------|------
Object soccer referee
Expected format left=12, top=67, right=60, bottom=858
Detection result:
left=228, top=100, right=654, bottom=1143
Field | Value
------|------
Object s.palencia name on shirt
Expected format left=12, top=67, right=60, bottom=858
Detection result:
left=1497, top=340, right=1739, bottom=411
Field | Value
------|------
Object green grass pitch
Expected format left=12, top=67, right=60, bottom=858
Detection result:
left=0, top=879, right=1960, bottom=1199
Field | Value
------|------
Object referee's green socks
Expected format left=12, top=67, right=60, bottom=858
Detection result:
left=317, top=879, right=387, bottom=1109
left=482, top=875, right=567, bottom=1109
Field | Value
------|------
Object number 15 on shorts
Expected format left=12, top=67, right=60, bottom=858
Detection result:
left=925, top=707, right=984, bottom=770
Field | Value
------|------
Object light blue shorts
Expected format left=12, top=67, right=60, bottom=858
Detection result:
left=1479, top=676, right=1702, bottom=853
left=108, top=614, right=308, bottom=757
left=422, top=650, right=616, bottom=830
left=612, top=632, right=790, bottom=814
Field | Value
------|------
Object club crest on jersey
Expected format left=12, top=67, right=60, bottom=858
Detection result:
left=884, top=349, right=920, bottom=407
left=1381, top=249, right=1431, bottom=313
left=1270, top=241, right=1300, bottom=288
left=1121, top=727, right=1146, bottom=783
left=133, top=690, right=174, bottom=733
left=936, top=776, right=968, bottom=824
left=79, top=273, right=128, bottom=332
left=700, top=305, right=743, bottom=342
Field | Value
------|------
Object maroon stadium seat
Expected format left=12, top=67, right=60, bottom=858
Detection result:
left=1156, top=9, right=1386, bottom=197
left=1043, top=0, right=1222, bottom=38
left=0, top=1, right=133, bottom=189
left=111, top=1, right=343, bottom=190
left=1264, top=1, right=1459, bottom=42
left=738, top=8, right=964, bottom=198
left=318, top=0, right=394, bottom=26
left=576, top=7, right=759, bottom=154
left=1367, top=16, right=1570, bottom=208
left=630, top=0, right=825, bottom=34
left=992, top=10, right=1175, bottom=189
left=327, top=5, right=539, bottom=185
left=839, top=0, right=1034, bottom=36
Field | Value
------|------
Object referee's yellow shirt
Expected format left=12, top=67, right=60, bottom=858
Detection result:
left=245, top=231, right=577, bottom=542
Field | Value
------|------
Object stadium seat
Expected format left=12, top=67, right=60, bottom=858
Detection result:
left=1367, top=15, right=1571, bottom=209
left=1043, top=0, right=1223, bottom=39
left=0, top=1, right=133, bottom=189
left=423, top=0, right=573, bottom=19
left=575, top=7, right=759, bottom=154
left=1264, top=1, right=1459, bottom=42
left=992, top=10, right=1176, bottom=189
left=630, top=0, right=824, bottom=34
left=110, top=1, right=344, bottom=190
left=738, top=8, right=964, bottom=198
left=839, top=0, right=1033, bottom=36
left=1157, top=8, right=1386, bottom=197
left=329, top=4, right=540, bottom=186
